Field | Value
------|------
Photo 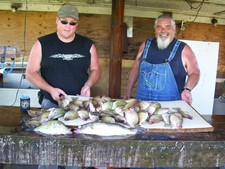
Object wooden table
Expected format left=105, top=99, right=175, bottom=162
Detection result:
left=0, top=106, right=225, bottom=168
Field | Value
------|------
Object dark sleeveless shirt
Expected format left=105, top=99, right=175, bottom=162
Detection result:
left=38, top=32, right=92, bottom=104
left=145, top=38, right=187, bottom=94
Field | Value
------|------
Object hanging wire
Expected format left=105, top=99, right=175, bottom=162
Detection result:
left=186, top=0, right=204, bottom=9
left=186, top=0, right=205, bottom=24
left=10, top=0, right=28, bottom=106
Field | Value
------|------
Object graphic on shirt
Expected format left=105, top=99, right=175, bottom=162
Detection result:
left=50, top=54, right=85, bottom=61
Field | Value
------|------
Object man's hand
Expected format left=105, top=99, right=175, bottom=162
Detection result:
left=80, top=85, right=91, bottom=97
left=181, top=90, right=192, bottom=105
left=49, top=88, right=67, bottom=101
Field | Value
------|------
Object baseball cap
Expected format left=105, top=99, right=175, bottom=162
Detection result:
left=58, top=4, right=79, bottom=20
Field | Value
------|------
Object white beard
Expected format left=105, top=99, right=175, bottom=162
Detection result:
left=156, top=35, right=171, bottom=50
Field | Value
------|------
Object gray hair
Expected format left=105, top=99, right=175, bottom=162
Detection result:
left=154, top=13, right=176, bottom=29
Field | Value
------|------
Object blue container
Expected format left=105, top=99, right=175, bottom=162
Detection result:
left=20, top=95, right=30, bottom=112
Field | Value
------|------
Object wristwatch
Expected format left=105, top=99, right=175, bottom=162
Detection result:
left=183, top=87, right=192, bottom=92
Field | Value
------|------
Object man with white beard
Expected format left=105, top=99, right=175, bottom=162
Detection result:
left=124, top=13, right=200, bottom=105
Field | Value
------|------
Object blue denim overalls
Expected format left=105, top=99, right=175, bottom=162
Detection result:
left=136, top=39, right=181, bottom=101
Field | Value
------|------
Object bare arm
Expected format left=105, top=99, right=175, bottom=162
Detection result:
left=80, top=44, right=101, bottom=96
left=26, top=40, right=66, bottom=101
left=181, top=44, right=200, bottom=104
left=124, top=42, right=145, bottom=99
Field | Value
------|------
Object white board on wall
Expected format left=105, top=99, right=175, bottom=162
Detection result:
left=181, top=40, right=219, bottom=115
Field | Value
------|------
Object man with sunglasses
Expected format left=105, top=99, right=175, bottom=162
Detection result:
left=26, top=3, right=101, bottom=110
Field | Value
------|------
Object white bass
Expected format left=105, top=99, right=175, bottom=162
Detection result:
left=74, top=122, right=137, bottom=136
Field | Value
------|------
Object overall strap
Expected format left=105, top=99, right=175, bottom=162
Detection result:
left=141, top=39, right=152, bottom=61
left=166, top=40, right=181, bottom=62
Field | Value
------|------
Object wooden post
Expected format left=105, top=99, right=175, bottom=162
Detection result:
left=108, top=0, right=124, bottom=98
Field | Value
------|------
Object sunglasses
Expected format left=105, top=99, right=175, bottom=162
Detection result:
left=59, top=18, right=77, bottom=26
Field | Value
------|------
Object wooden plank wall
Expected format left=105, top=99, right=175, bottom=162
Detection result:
left=0, top=10, right=225, bottom=98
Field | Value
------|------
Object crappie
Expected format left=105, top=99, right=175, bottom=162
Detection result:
left=68, top=104, right=80, bottom=111
left=89, top=102, right=96, bottom=112
left=39, top=111, right=51, bottom=124
left=112, top=99, right=127, bottom=110
left=114, top=106, right=124, bottom=116
left=113, top=114, right=127, bottom=124
left=148, top=114, right=162, bottom=124
left=124, top=100, right=138, bottom=110
left=77, top=110, right=89, bottom=120
left=125, top=98, right=137, bottom=103
left=25, top=117, right=41, bottom=128
left=89, top=111, right=99, bottom=122
left=173, top=107, right=193, bottom=119
left=72, top=98, right=84, bottom=106
left=179, top=110, right=193, bottom=119
left=48, top=108, right=66, bottom=120
left=139, top=101, right=150, bottom=110
left=170, top=113, right=183, bottom=129
left=34, top=120, right=72, bottom=135
left=58, top=97, right=71, bottom=108
left=146, top=105, right=156, bottom=115
left=124, top=108, right=139, bottom=128
left=101, top=115, right=116, bottom=123
left=64, top=110, right=79, bottom=121
left=74, top=122, right=137, bottom=136
left=27, top=109, right=43, bottom=118
left=101, top=101, right=113, bottom=111
left=138, top=111, right=149, bottom=125
left=154, top=108, right=169, bottom=115
left=174, top=112, right=183, bottom=119
left=149, top=102, right=161, bottom=109
left=161, top=113, right=171, bottom=127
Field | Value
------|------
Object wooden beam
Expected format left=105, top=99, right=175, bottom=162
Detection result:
left=108, top=0, right=124, bottom=98
left=1, top=1, right=225, bottom=24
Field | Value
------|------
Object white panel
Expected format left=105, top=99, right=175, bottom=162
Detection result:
left=0, top=88, right=40, bottom=108
left=181, top=40, right=219, bottom=115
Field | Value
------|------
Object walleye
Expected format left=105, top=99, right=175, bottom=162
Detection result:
left=34, top=120, right=72, bottom=135
left=74, top=122, right=137, bottom=136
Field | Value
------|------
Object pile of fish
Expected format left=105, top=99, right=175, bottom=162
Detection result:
left=24, top=96, right=193, bottom=136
